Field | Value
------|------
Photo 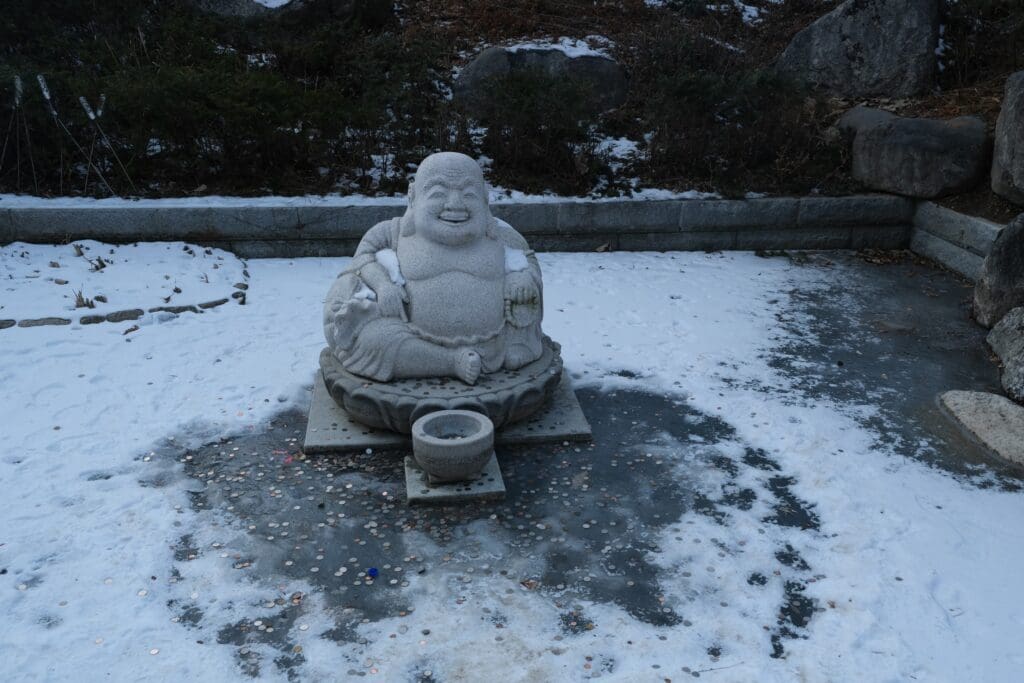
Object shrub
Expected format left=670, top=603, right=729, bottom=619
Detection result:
left=941, top=0, right=1024, bottom=88
left=461, top=69, right=608, bottom=195
left=627, top=19, right=847, bottom=196
left=0, top=0, right=449, bottom=196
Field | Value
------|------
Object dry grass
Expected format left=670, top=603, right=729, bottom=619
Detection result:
left=73, top=290, right=94, bottom=309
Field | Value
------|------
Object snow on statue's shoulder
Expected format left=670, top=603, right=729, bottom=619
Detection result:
left=375, top=248, right=405, bottom=286
left=504, top=247, right=529, bottom=273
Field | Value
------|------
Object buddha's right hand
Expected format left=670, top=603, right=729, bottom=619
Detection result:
left=375, top=282, right=409, bottom=322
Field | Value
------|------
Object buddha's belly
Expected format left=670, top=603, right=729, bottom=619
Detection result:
left=407, top=272, right=505, bottom=341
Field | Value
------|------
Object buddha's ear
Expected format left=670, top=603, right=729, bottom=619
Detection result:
left=486, top=215, right=500, bottom=240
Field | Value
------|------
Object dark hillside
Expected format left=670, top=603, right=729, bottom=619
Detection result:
left=0, top=0, right=1020, bottom=202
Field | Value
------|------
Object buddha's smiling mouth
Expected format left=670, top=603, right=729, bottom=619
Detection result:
left=438, top=212, right=470, bottom=224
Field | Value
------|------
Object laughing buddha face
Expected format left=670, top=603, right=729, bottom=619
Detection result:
left=408, top=152, right=491, bottom=246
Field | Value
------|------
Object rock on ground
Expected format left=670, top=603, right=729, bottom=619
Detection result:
left=975, top=213, right=1024, bottom=327
left=988, top=307, right=1024, bottom=403
left=453, top=45, right=628, bottom=119
left=940, top=390, right=1024, bottom=467
left=992, top=71, right=1024, bottom=206
left=775, top=0, right=939, bottom=97
left=851, top=115, right=990, bottom=198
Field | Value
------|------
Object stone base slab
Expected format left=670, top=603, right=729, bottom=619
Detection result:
left=303, top=370, right=591, bottom=454
left=404, top=454, right=506, bottom=504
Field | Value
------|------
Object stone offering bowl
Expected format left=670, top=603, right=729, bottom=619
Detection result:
left=411, top=410, right=494, bottom=484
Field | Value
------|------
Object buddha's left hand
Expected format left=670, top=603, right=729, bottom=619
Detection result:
left=505, top=272, right=538, bottom=305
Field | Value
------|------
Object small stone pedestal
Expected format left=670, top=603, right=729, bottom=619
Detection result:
left=404, top=454, right=506, bottom=505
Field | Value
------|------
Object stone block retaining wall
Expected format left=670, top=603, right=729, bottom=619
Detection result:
left=2, top=195, right=915, bottom=258
left=910, top=202, right=1005, bottom=281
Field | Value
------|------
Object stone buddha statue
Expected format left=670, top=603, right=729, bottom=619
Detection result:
left=323, top=152, right=547, bottom=388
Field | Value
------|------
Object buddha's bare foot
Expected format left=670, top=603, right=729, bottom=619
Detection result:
left=454, top=349, right=482, bottom=385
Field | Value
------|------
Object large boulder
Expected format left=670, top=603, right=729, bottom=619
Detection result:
left=776, top=0, right=939, bottom=98
left=851, top=115, right=991, bottom=198
left=992, top=71, right=1024, bottom=206
left=454, top=44, right=628, bottom=120
left=988, top=307, right=1024, bottom=403
left=975, top=214, right=1024, bottom=327
left=190, top=0, right=390, bottom=23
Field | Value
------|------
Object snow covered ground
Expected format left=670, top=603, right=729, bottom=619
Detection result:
left=1, top=241, right=245, bottom=321
left=1, top=245, right=1023, bottom=681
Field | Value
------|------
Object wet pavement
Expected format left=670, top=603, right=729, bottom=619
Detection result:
left=769, top=251, right=1017, bottom=483
left=154, top=250, right=1020, bottom=679
left=165, top=390, right=821, bottom=679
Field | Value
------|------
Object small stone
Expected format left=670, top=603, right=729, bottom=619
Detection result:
left=105, top=309, right=144, bottom=323
left=18, top=317, right=71, bottom=328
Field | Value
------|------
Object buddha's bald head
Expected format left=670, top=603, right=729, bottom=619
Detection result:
left=405, top=152, right=491, bottom=245
left=414, top=152, right=486, bottom=192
